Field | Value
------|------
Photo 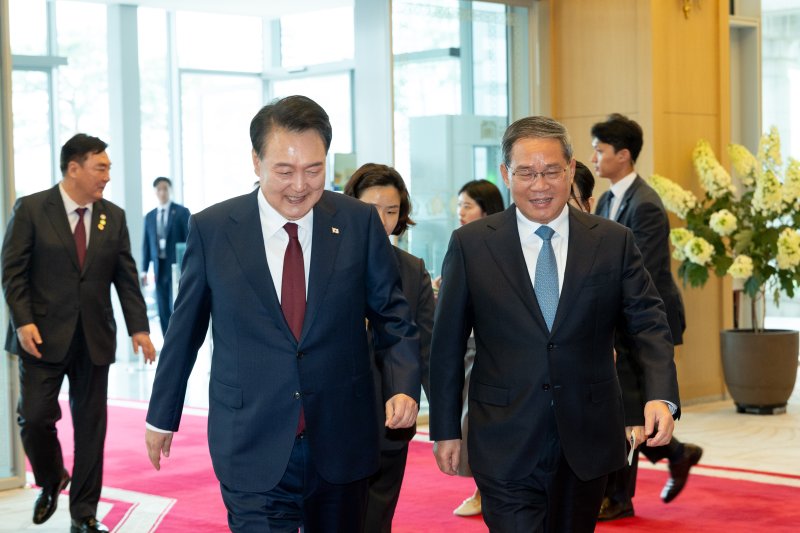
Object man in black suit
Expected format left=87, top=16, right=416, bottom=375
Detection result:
left=2, top=134, right=156, bottom=533
left=141, top=177, right=190, bottom=335
left=430, top=116, right=680, bottom=532
left=145, top=96, right=421, bottom=532
left=591, top=114, right=703, bottom=520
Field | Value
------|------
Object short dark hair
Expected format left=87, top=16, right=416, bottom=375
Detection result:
left=153, top=177, right=172, bottom=188
left=250, top=95, right=333, bottom=159
left=458, top=179, right=505, bottom=216
left=60, top=133, right=108, bottom=176
left=571, top=161, right=595, bottom=213
left=502, top=116, right=573, bottom=167
left=590, top=113, right=644, bottom=163
left=343, top=163, right=415, bottom=236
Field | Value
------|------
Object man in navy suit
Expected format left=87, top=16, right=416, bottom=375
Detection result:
left=144, top=96, right=421, bottom=532
left=591, top=114, right=702, bottom=520
left=2, top=134, right=155, bottom=533
left=430, top=116, right=679, bottom=531
left=141, top=177, right=190, bottom=335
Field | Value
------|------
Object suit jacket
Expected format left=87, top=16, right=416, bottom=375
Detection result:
left=596, top=176, right=686, bottom=425
left=371, top=246, right=435, bottom=450
left=2, top=185, right=149, bottom=364
left=429, top=205, right=679, bottom=482
left=145, top=190, right=421, bottom=492
left=141, top=202, right=191, bottom=279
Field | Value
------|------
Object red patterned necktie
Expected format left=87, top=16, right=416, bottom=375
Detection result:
left=74, top=207, right=88, bottom=269
left=281, top=222, right=306, bottom=434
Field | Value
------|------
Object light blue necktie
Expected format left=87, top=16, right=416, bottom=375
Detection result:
left=534, top=225, right=558, bottom=331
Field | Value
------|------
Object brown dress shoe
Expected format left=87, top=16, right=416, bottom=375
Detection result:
left=661, top=443, right=703, bottom=503
left=32, top=469, right=70, bottom=524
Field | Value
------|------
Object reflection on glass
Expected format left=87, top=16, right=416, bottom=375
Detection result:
left=56, top=1, right=110, bottom=145
left=272, top=74, right=353, bottom=156
left=138, top=7, right=171, bottom=217
left=181, top=73, right=262, bottom=213
left=392, top=0, right=459, bottom=55
left=9, top=0, right=48, bottom=55
left=177, top=12, right=262, bottom=72
left=12, top=70, right=54, bottom=198
left=473, top=2, right=507, bottom=116
left=280, top=7, right=354, bottom=68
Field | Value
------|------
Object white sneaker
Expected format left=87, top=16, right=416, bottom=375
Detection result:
left=453, top=495, right=482, bottom=516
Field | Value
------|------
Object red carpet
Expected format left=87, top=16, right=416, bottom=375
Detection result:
left=46, top=402, right=800, bottom=531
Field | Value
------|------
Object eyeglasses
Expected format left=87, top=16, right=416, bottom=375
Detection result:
left=510, top=166, right=568, bottom=183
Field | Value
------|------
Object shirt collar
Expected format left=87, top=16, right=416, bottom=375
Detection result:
left=58, top=182, right=92, bottom=216
left=257, top=189, right=313, bottom=238
left=515, top=202, right=570, bottom=240
left=609, top=171, right=637, bottom=199
left=158, top=201, right=172, bottom=211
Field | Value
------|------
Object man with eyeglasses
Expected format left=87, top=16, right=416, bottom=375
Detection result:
left=430, top=116, right=680, bottom=531
left=591, top=113, right=701, bottom=521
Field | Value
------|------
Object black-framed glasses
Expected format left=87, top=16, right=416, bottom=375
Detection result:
left=511, top=166, right=568, bottom=183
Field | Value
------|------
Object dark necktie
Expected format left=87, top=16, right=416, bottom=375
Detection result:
left=603, top=191, right=616, bottom=219
left=534, top=225, right=558, bottom=331
left=157, top=208, right=166, bottom=258
left=281, top=222, right=306, bottom=434
left=74, top=207, right=88, bottom=269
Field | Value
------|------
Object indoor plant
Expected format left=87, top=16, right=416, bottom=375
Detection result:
left=648, top=127, right=800, bottom=413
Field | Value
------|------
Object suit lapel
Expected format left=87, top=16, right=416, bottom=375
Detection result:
left=615, top=175, right=643, bottom=223
left=225, top=191, right=293, bottom=342
left=43, top=186, right=81, bottom=272
left=484, top=207, right=548, bottom=331
left=81, top=201, right=109, bottom=274
left=301, top=193, right=343, bottom=343
left=551, top=208, right=602, bottom=335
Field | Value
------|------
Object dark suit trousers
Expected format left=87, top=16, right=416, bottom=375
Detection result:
left=17, top=323, right=109, bottom=520
left=606, top=439, right=683, bottom=504
left=220, top=434, right=368, bottom=533
left=364, top=444, right=410, bottom=533
left=155, top=257, right=173, bottom=335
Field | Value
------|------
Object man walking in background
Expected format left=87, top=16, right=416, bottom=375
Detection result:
left=591, top=113, right=702, bottom=520
left=145, top=95, right=421, bottom=532
left=141, top=177, right=190, bottom=335
left=2, top=133, right=156, bottom=533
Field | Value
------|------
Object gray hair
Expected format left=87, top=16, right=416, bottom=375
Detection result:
left=501, top=116, right=573, bottom=166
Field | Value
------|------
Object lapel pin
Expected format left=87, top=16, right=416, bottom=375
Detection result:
left=331, top=227, right=340, bottom=234
left=98, top=224, right=105, bottom=231
left=100, top=213, right=107, bottom=220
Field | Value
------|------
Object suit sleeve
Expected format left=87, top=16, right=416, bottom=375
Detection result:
left=146, top=215, right=212, bottom=431
left=627, top=200, right=669, bottom=285
left=1, top=198, right=35, bottom=328
left=619, top=228, right=680, bottom=415
left=113, top=210, right=150, bottom=335
left=415, top=257, right=435, bottom=400
left=364, top=208, right=421, bottom=403
left=429, top=231, right=473, bottom=441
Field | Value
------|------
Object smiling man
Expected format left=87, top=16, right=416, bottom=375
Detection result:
left=429, top=116, right=680, bottom=531
left=2, top=133, right=155, bottom=533
left=144, top=95, right=420, bottom=532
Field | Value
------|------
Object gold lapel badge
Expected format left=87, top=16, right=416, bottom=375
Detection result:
left=98, top=213, right=107, bottom=231
left=331, top=227, right=340, bottom=234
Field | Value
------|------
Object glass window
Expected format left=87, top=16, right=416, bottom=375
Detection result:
left=176, top=11, right=262, bottom=72
left=56, top=1, right=110, bottom=145
left=11, top=70, right=54, bottom=198
left=138, top=7, right=171, bottom=216
left=280, top=7, right=354, bottom=68
left=180, top=73, right=263, bottom=213
left=472, top=2, right=508, bottom=116
left=392, top=0, right=460, bottom=55
left=272, top=73, right=353, bottom=156
left=8, top=0, right=48, bottom=55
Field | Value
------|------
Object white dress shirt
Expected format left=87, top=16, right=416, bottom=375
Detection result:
left=517, top=204, right=570, bottom=295
left=608, top=171, right=637, bottom=220
left=59, top=183, right=92, bottom=246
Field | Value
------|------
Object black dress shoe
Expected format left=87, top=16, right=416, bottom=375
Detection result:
left=598, top=497, right=634, bottom=521
left=661, top=443, right=703, bottom=503
left=32, top=469, right=70, bottom=524
left=71, top=517, right=110, bottom=533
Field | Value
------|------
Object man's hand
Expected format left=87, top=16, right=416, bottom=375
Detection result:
left=643, top=400, right=674, bottom=447
left=16, top=324, right=43, bottom=358
left=132, top=332, right=157, bottom=364
left=625, top=425, right=646, bottom=449
left=145, top=428, right=173, bottom=470
left=434, top=439, right=461, bottom=475
left=385, top=393, right=418, bottom=429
